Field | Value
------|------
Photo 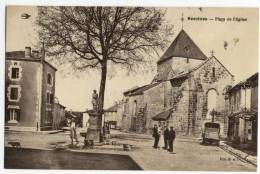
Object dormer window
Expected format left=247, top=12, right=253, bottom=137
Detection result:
left=47, top=73, right=52, bottom=85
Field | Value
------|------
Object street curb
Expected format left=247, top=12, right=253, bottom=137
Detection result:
left=5, top=129, right=65, bottom=134
left=219, top=144, right=257, bottom=167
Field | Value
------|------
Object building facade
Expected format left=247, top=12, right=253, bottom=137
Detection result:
left=53, top=97, right=66, bottom=130
left=102, top=100, right=125, bottom=129
left=227, top=73, right=258, bottom=150
left=121, top=30, right=234, bottom=137
left=5, top=47, right=57, bottom=131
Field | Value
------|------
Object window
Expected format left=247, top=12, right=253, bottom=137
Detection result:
left=47, top=93, right=50, bottom=104
left=133, top=100, right=137, bottom=117
left=50, top=93, right=54, bottom=104
left=11, top=68, right=19, bottom=79
left=8, top=109, right=20, bottom=123
left=184, top=45, right=190, bottom=62
left=8, top=61, right=22, bottom=81
left=206, top=89, right=217, bottom=120
left=10, top=87, right=18, bottom=100
left=47, top=92, right=54, bottom=104
left=47, top=73, right=52, bottom=85
left=7, top=85, right=21, bottom=102
left=212, top=67, right=216, bottom=78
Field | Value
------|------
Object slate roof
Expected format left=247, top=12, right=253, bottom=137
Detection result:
left=6, top=50, right=57, bottom=71
left=228, top=72, right=258, bottom=92
left=6, top=51, right=25, bottom=58
left=124, top=82, right=160, bottom=96
left=152, top=108, right=173, bottom=121
left=105, top=104, right=118, bottom=112
left=158, top=30, right=207, bottom=64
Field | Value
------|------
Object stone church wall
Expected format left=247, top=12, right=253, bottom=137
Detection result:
left=157, top=58, right=204, bottom=81
left=143, top=83, right=165, bottom=131
left=192, top=57, right=234, bottom=137
left=121, top=57, right=233, bottom=137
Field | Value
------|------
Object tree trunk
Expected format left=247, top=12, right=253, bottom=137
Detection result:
left=97, top=60, right=107, bottom=142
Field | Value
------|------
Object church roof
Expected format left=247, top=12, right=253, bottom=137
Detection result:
left=152, top=108, right=173, bottom=121
left=158, top=30, right=207, bottom=64
left=105, top=104, right=118, bottom=112
left=124, top=82, right=160, bottom=96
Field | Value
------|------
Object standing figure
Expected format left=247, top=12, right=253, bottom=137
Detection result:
left=163, top=125, right=169, bottom=150
left=68, top=117, right=79, bottom=146
left=168, top=126, right=176, bottom=152
left=158, top=122, right=163, bottom=148
left=152, top=124, right=160, bottom=149
left=92, top=90, right=99, bottom=111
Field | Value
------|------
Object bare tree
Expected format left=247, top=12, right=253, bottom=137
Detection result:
left=37, top=6, right=173, bottom=135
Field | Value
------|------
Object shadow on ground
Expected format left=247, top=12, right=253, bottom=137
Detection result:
left=5, top=147, right=142, bottom=170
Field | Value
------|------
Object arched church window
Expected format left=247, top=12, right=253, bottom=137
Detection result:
left=206, top=89, right=218, bottom=121
left=133, top=100, right=137, bottom=117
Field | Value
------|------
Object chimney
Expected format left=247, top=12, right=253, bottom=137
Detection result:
left=32, top=50, right=39, bottom=59
left=25, top=47, right=31, bottom=58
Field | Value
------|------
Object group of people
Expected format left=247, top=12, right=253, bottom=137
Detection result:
left=152, top=124, right=176, bottom=152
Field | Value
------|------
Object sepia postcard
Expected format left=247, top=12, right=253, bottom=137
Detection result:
left=2, top=5, right=259, bottom=172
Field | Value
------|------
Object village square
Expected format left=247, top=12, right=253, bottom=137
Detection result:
left=3, top=6, right=258, bottom=171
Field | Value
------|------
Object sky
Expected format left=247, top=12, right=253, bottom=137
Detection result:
left=6, top=6, right=259, bottom=111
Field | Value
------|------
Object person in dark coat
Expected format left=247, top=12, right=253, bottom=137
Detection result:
left=152, top=124, right=160, bottom=148
left=168, top=126, right=176, bottom=152
left=163, top=126, right=169, bottom=150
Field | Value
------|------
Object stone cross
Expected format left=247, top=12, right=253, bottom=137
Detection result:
left=210, top=50, right=215, bottom=57
left=181, top=13, right=184, bottom=29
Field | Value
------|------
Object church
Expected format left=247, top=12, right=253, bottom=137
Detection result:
left=120, top=29, right=234, bottom=137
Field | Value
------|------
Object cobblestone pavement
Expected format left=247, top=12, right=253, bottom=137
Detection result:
left=4, top=129, right=257, bottom=171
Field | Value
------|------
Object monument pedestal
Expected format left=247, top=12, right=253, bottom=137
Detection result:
left=85, top=111, right=102, bottom=143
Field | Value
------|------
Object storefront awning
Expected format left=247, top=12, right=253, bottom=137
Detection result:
left=152, top=108, right=173, bottom=121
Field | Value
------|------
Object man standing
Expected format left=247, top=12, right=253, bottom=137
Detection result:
left=168, top=126, right=176, bottom=152
left=163, top=125, right=169, bottom=150
left=67, top=117, right=79, bottom=146
left=152, top=124, right=160, bottom=148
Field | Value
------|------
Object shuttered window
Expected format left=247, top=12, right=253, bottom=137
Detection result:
left=10, top=87, right=18, bottom=100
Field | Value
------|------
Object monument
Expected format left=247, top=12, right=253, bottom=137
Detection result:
left=85, top=90, right=103, bottom=143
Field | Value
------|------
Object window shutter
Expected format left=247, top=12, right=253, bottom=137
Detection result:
left=11, top=88, right=18, bottom=100
left=5, top=109, right=10, bottom=122
left=17, top=109, right=21, bottom=121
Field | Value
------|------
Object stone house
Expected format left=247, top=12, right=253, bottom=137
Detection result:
left=227, top=73, right=258, bottom=150
left=104, top=103, right=118, bottom=129
left=5, top=46, right=57, bottom=131
left=121, top=30, right=234, bottom=137
left=104, top=100, right=125, bottom=129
